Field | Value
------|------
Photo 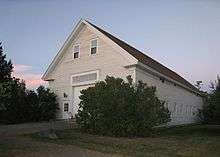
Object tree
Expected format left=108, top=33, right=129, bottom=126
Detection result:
left=0, top=42, right=59, bottom=124
left=76, top=76, right=170, bottom=137
left=0, top=83, right=59, bottom=124
left=0, top=42, right=13, bottom=81
left=0, top=78, right=27, bottom=123
left=199, top=76, right=220, bottom=124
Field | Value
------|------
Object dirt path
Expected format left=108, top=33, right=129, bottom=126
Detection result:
left=0, top=121, right=69, bottom=137
left=0, top=122, right=117, bottom=157
left=0, top=136, right=116, bottom=157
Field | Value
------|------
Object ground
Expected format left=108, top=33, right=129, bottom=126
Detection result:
left=0, top=136, right=114, bottom=157
left=30, top=125, right=220, bottom=157
left=0, top=121, right=110, bottom=157
left=0, top=123, right=220, bottom=157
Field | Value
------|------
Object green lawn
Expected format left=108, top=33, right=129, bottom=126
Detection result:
left=31, top=125, right=220, bottom=157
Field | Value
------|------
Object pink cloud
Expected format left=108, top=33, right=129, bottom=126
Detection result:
left=13, top=64, right=47, bottom=89
left=13, top=64, right=32, bottom=72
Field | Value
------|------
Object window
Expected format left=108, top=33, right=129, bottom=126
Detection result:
left=160, top=77, right=165, bottom=83
left=91, top=39, right=97, bottom=54
left=71, top=70, right=99, bottom=86
left=73, top=45, right=79, bottom=59
left=64, top=103, right=69, bottom=112
left=72, top=73, right=97, bottom=84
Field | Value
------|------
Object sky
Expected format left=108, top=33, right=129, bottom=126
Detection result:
left=0, top=0, right=220, bottom=91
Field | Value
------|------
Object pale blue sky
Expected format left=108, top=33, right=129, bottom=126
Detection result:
left=0, top=0, right=220, bottom=90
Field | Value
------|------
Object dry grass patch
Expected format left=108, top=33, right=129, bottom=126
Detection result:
left=31, top=125, right=220, bottom=157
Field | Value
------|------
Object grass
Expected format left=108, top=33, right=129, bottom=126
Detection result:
left=30, top=124, right=220, bottom=157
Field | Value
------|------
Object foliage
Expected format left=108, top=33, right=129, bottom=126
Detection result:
left=76, top=76, right=170, bottom=137
left=0, top=42, right=59, bottom=124
left=24, top=86, right=59, bottom=122
left=35, top=86, right=59, bottom=121
left=0, top=83, right=59, bottom=124
left=199, top=76, right=220, bottom=124
left=0, top=43, right=13, bottom=81
left=0, top=78, right=27, bottom=123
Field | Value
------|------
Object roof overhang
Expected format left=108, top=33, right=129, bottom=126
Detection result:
left=135, top=62, right=202, bottom=96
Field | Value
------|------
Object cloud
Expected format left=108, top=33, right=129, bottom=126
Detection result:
left=13, top=64, right=32, bottom=72
left=12, top=64, right=47, bottom=89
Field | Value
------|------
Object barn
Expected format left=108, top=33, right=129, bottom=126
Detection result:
left=42, top=19, right=203, bottom=125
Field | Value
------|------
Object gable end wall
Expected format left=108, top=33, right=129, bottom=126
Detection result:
left=48, top=25, right=136, bottom=118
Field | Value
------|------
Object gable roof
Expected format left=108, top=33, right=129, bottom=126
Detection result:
left=43, top=19, right=197, bottom=92
left=86, top=21, right=197, bottom=91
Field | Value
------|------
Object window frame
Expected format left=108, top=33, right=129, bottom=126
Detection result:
left=160, top=77, right=165, bottom=83
left=90, top=38, right=98, bottom=55
left=73, top=44, right=80, bottom=59
left=70, top=70, right=99, bottom=86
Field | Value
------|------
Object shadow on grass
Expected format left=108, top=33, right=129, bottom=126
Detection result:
left=29, top=124, right=220, bottom=157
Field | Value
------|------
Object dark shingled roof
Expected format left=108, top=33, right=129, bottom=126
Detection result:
left=87, top=21, right=197, bottom=91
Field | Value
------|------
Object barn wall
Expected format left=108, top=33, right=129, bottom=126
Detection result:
left=135, top=67, right=203, bottom=125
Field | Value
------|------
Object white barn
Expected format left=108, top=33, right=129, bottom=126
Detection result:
left=42, top=19, right=203, bottom=125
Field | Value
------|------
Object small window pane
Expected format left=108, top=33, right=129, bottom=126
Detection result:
left=74, top=52, right=79, bottom=58
left=91, top=40, right=97, bottom=47
left=91, top=47, right=97, bottom=54
left=73, top=45, right=79, bottom=59
left=64, top=103, right=69, bottom=112
left=74, top=45, right=79, bottom=52
left=91, top=39, right=97, bottom=54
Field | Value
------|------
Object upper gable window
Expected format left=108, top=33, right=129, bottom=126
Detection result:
left=91, top=39, right=97, bottom=55
left=73, top=45, right=80, bottom=59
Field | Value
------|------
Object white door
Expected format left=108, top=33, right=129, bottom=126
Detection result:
left=73, top=85, right=93, bottom=116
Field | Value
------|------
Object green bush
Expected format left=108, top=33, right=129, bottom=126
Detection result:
left=76, top=76, right=170, bottom=137
left=199, top=76, right=220, bottom=124
left=35, top=86, right=59, bottom=121
left=25, top=86, right=59, bottom=122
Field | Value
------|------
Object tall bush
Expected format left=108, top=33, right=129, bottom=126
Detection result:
left=76, top=76, right=170, bottom=137
left=36, top=86, right=59, bottom=121
left=25, top=86, right=59, bottom=122
left=199, top=76, right=220, bottom=124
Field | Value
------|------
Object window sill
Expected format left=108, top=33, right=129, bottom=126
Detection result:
left=65, top=58, right=80, bottom=63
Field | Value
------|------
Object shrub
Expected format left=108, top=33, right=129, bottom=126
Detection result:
left=199, top=76, right=220, bottom=124
left=76, top=76, right=170, bottom=137
left=35, top=86, right=59, bottom=121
